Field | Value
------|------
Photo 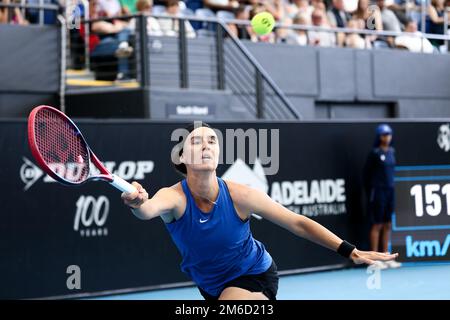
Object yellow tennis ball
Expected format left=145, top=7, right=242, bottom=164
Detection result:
left=251, top=12, right=275, bottom=36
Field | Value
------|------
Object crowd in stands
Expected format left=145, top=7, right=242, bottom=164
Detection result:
left=1, top=1, right=449, bottom=52
left=0, top=0, right=62, bottom=25
left=222, top=0, right=449, bottom=53
left=1, top=0, right=449, bottom=80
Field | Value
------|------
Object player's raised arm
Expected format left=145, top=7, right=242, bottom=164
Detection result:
left=230, top=182, right=398, bottom=265
left=121, top=182, right=179, bottom=220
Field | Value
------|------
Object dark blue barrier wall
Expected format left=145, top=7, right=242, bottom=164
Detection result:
left=1, top=120, right=450, bottom=299
left=241, top=43, right=450, bottom=119
left=0, top=24, right=60, bottom=117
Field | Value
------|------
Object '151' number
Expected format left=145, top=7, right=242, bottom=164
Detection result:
left=410, top=184, right=450, bottom=217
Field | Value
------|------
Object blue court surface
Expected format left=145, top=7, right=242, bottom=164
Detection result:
left=92, top=263, right=450, bottom=300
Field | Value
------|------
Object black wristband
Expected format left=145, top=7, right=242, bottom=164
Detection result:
left=337, top=240, right=356, bottom=258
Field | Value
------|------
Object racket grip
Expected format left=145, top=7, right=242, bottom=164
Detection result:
left=110, top=175, right=137, bottom=193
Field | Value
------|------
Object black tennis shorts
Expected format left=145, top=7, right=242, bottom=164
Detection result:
left=198, top=260, right=279, bottom=300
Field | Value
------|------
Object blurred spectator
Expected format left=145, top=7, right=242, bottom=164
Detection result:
left=97, top=0, right=127, bottom=17
left=327, top=0, right=351, bottom=28
left=353, top=0, right=384, bottom=47
left=0, top=0, right=29, bottom=24
left=308, top=8, right=336, bottom=46
left=89, top=0, right=134, bottom=81
left=128, top=0, right=163, bottom=35
left=353, top=0, right=383, bottom=31
left=426, top=0, right=446, bottom=48
left=327, top=0, right=351, bottom=46
left=345, top=18, right=370, bottom=49
left=240, top=0, right=286, bottom=21
left=311, top=0, right=326, bottom=11
left=344, top=0, right=358, bottom=13
left=203, top=0, right=240, bottom=13
left=92, top=0, right=131, bottom=50
left=394, top=19, right=435, bottom=53
left=377, top=0, right=402, bottom=32
left=0, top=0, right=6, bottom=23
left=275, top=16, right=292, bottom=43
left=384, top=0, right=408, bottom=26
left=447, top=0, right=450, bottom=45
left=447, top=0, right=450, bottom=19
left=284, top=13, right=308, bottom=45
left=119, top=0, right=139, bottom=14
left=386, top=0, right=420, bottom=25
left=261, top=0, right=285, bottom=21
left=377, top=0, right=402, bottom=47
left=228, top=5, right=252, bottom=40
left=158, top=0, right=196, bottom=38
left=285, top=0, right=313, bottom=19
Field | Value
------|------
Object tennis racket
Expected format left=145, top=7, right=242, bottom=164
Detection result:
left=27, top=105, right=137, bottom=194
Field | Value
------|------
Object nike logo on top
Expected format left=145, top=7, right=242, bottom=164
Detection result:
left=199, top=219, right=209, bottom=223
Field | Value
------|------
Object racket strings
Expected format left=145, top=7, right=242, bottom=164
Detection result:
left=34, top=108, right=90, bottom=183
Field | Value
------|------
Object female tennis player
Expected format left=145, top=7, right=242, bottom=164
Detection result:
left=121, top=122, right=398, bottom=300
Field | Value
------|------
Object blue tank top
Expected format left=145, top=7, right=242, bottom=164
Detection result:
left=165, top=177, right=273, bottom=297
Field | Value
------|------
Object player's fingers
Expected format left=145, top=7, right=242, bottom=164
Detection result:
left=376, top=252, right=398, bottom=260
left=121, top=191, right=135, bottom=199
left=137, top=192, right=148, bottom=202
left=138, top=187, right=147, bottom=194
left=121, top=189, right=139, bottom=200
left=133, top=182, right=148, bottom=195
left=128, top=199, right=141, bottom=206
left=131, top=181, right=143, bottom=190
left=128, top=196, right=143, bottom=205
left=128, top=192, right=148, bottom=205
left=361, top=254, right=376, bottom=265
left=356, top=256, right=374, bottom=265
left=121, top=182, right=147, bottom=207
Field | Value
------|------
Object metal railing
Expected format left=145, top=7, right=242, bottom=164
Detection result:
left=221, top=16, right=450, bottom=53
left=0, top=1, right=59, bottom=25
left=75, top=13, right=301, bottom=120
left=69, top=11, right=450, bottom=118
left=76, top=0, right=90, bottom=70
left=68, top=13, right=139, bottom=81
left=445, top=7, right=450, bottom=50
left=153, top=13, right=301, bottom=119
left=0, top=2, right=65, bottom=111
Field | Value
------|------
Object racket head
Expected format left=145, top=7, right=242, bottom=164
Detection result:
left=27, top=105, right=110, bottom=186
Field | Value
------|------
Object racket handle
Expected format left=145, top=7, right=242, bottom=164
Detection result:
left=110, top=175, right=137, bottom=193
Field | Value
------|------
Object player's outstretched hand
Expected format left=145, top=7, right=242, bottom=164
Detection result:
left=350, top=249, right=398, bottom=265
left=121, top=181, right=148, bottom=209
